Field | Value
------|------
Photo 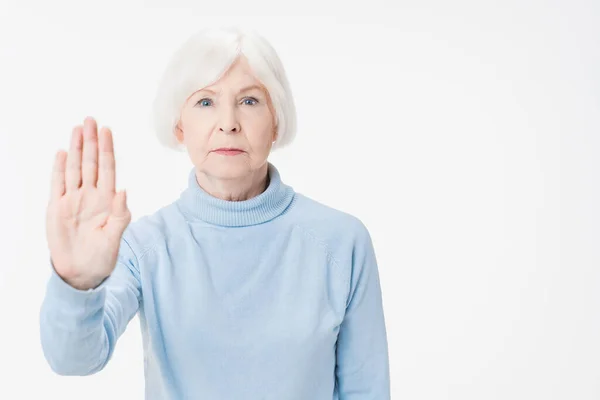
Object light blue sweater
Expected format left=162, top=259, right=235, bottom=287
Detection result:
left=40, top=163, right=390, bottom=399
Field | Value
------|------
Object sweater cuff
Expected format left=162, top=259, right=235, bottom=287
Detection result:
left=46, top=259, right=108, bottom=313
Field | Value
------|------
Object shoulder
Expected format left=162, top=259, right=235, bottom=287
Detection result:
left=289, top=193, right=373, bottom=265
left=291, top=192, right=371, bottom=236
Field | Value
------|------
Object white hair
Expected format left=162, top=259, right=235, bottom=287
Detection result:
left=151, top=26, right=297, bottom=152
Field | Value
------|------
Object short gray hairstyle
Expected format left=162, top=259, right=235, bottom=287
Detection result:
left=151, top=26, right=297, bottom=152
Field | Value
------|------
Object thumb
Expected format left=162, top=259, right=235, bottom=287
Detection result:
left=104, top=190, right=131, bottom=239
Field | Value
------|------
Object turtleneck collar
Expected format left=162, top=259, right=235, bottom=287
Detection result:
left=176, top=162, right=295, bottom=227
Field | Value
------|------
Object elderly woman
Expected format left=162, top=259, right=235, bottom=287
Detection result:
left=40, top=26, right=390, bottom=399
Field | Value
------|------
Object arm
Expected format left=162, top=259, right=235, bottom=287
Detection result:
left=41, top=117, right=136, bottom=375
left=39, top=234, right=141, bottom=376
left=335, top=227, right=391, bottom=399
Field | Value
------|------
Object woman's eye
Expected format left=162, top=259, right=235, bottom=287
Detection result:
left=243, top=97, right=258, bottom=106
left=197, top=98, right=212, bottom=107
left=196, top=97, right=258, bottom=107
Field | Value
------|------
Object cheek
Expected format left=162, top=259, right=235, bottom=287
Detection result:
left=182, top=112, right=212, bottom=144
left=242, top=110, right=275, bottom=143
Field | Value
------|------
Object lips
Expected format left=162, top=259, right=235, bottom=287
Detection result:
left=212, top=148, right=245, bottom=156
left=213, top=148, right=244, bottom=152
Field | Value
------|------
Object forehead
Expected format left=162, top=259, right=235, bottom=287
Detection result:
left=204, top=56, right=264, bottom=92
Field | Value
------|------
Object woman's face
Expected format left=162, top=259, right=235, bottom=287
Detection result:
left=175, top=55, right=277, bottom=180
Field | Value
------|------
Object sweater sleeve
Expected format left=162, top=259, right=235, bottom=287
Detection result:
left=335, top=227, right=391, bottom=399
left=39, top=235, right=142, bottom=376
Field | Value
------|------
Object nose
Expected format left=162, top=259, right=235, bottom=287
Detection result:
left=220, top=125, right=239, bottom=133
left=218, top=106, right=241, bottom=134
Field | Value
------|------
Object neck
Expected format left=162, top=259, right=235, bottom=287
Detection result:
left=178, top=162, right=295, bottom=227
left=194, top=163, right=270, bottom=201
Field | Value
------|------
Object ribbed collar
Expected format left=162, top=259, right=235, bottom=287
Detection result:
left=177, top=163, right=295, bottom=227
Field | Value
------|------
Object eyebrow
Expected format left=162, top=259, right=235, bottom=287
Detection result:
left=238, top=84, right=264, bottom=94
left=197, top=84, right=264, bottom=96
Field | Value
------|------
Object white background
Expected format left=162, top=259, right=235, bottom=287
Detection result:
left=0, top=0, right=598, bottom=399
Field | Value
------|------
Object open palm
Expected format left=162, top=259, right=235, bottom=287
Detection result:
left=46, top=117, right=130, bottom=290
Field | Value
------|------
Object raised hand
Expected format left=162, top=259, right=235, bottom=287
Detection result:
left=46, top=117, right=131, bottom=290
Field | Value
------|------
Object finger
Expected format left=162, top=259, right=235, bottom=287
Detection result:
left=81, top=116, right=99, bottom=187
left=97, top=126, right=116, bottom=193
left=104, top=190, right=130, bottom=239
left=50, top=150, right=67, bottom=201
left=65, top=125, right=83, bottom=191
left=113, top=190, right=129, bottom=218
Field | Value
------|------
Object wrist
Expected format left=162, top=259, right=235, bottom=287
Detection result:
left=63, top=275, right=108, bottom=291
left=52, top=266, right=107, bottom=291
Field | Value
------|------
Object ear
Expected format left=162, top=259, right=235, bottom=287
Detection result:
left=175, top=121, right=184, bottom=143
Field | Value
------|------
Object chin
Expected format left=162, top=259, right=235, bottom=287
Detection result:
left=202, top=156, right=252, bottom=180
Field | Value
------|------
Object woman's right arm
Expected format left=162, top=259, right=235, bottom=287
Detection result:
left=39, top=234, right=141, bottom=375
left=40, top=117, right=138, bottom=375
